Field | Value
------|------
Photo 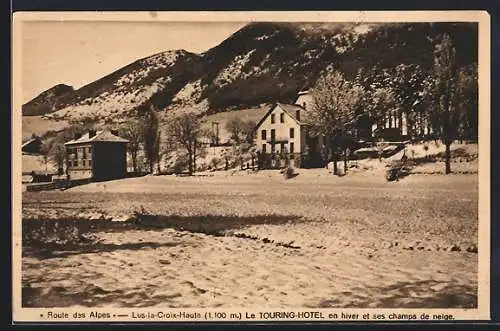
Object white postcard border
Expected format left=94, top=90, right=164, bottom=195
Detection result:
left=12, top=10, right=491, bottom=323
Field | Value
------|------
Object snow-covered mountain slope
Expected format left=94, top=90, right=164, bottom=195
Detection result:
left=39, top=50, right=201, bottom=123
left=22, top=22, right=477, bottom=127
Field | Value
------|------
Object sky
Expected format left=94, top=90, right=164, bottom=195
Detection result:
left=20, top=21, right=245, bottom=103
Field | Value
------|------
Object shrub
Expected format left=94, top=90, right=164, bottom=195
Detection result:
left=210, top=157, right=221, bottom=170
left=22, top=219, right=98, bottom=247
left=282, top=166, right=296, bottom=179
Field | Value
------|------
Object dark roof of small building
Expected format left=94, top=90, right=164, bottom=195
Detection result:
left=64, top=130, right=129, bottom=146
left=22, top=138, right=41, bottom=148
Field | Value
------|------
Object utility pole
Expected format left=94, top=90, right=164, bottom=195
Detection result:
left=213, top=122, right=220, bottom=144
left=212, top=121, right=220, bottom=156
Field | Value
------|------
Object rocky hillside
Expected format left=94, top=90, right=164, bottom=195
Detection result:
left=28, top=50, right=202, bottom=122
left=22, top=22, right=478, bottom=123
left=22, top=84, right=74, bottom=116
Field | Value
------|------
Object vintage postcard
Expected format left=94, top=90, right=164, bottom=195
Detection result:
left=12, top=11, right=490, bottom=323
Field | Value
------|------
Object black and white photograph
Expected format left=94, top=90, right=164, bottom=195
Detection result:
left=12, top=11, right=490, bottom=322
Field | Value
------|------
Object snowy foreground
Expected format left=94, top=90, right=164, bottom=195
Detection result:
left=22, top=170, right=478, bottom=308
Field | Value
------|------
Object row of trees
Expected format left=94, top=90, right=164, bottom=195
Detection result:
left=40, top=103, right=258, bottom=176
left=308, top=34, right=478, bottom=175
left=125, top=107, right=243, bottom=175
left=124, top=106, right=191, bottom=175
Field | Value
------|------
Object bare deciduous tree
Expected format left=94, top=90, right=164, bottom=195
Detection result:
left=121, top=119, right=143, bottom=173
left=309, top=70, right=364, bottom=175
left=140, top=105, right=161, bottom=174
left=455, top=64, right=478, bottom=141
left=39, top=141, right=51, bottom=172
left=242, top=120, right=257, bottom=144
left=225, top=118, right=255, bottom=144
left=431, top=34, right=459, bottom=174
left=225, top=118, right=244, bottom=144
left=390, top=63, right=427, bottom=140
left=49, top=145, right=66, bottom=175
left=168, top=113, right=202, bottom=175
left=40, top=140, right=66, bottom=175
left=368, top=87, right=398, bottom=132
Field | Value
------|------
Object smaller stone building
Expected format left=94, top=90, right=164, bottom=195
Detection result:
left=64, top=129, right=129, bottom=181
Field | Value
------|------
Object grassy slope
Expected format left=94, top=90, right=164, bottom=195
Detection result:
left=200, top=106, right=269, bottom=143
left=22, top=116, right=68, bottom=141
left=22, top=154, right=57, bottom=173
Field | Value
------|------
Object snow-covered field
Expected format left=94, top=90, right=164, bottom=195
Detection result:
left=22, top=170, right=478, bottom=308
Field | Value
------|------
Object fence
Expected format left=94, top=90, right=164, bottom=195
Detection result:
left=26, top=182, right=57, bottom=192
left=256, top=153, right=316, bottom=170
left=26, top=178, right=91, bottom=192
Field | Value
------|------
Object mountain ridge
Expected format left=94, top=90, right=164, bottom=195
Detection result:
left=22, top=22, right=478, bottom=124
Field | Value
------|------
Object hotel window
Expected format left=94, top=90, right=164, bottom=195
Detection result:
left=296, top=110, right=301, bottom=121
left=261, top=130, right=266, bottom=140
left=271, top=129, right=275, bottom=142
left=74, top=160, right=78, bottom=167
left=262, top=144, right=267, bottom=153
left=280, top=113, right=284, bottom=123
left=82, top=160, right=86, bottom=167
left=271, top=114, right=275, bottom=124
left=290, top=142, right=295, bottom=154
left=290, top=128, right=294, bottom=138
left=88, top=160, right=92, bottom=167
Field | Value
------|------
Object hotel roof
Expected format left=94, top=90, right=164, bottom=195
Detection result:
left=64, top=130, right=129, bottom=146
